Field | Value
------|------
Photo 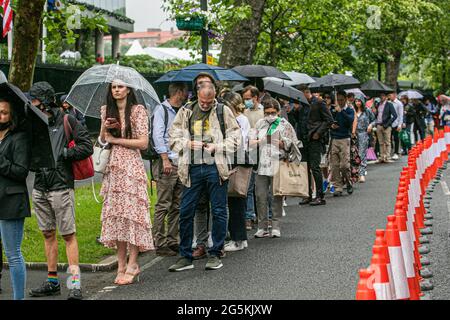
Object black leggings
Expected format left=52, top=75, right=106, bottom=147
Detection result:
left=392, top=127, right=400, bottom=154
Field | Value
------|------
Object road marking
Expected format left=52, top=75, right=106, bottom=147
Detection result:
left=88, top=256, right=165, bottom=300
left=103, top=286, right=117, bottom=290
left=141, top=256, right=164, bottom=272
left=441, top=181, right=450, bottom=196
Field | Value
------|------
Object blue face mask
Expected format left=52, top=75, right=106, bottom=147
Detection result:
left=244, top=99, right=254, bottom=109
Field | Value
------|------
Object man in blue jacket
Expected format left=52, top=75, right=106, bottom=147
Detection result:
left=330, top=91, right=355, bottom=196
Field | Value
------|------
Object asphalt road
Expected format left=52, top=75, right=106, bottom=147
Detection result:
left=91, top=158, right=405, bottom=300
left=425, top=166, right=450, bottom=300
left=5, top=155, right=445, bottom=300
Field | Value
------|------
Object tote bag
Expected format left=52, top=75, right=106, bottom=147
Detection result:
left=272, top=161, right=308, bottom=197
left=228, top=166, right=253, bottom=198
left=93, top=143, right=111, bottom=174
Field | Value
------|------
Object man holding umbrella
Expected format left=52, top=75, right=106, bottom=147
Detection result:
left=27, top=82, right=93, bottom=300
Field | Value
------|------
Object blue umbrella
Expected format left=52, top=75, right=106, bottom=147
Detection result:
left=154, top=63, right=249, bottom=83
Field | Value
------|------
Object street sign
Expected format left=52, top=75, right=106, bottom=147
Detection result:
left=207, top=53, right=215, bottom=66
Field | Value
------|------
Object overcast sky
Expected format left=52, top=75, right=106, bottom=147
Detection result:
left=126, top=0, right=176, bottom=31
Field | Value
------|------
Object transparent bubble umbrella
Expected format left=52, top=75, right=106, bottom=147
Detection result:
left=398, top=89, right=424, bottom=100
left=65, top=64, right=161, bottom=119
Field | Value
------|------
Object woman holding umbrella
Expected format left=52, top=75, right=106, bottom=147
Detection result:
left=99, top=80, right=154, bottom=285
left=0, top=96, right=31, bottom=300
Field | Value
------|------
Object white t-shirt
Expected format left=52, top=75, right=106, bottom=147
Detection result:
left=236, top=114, right=250, bottom=151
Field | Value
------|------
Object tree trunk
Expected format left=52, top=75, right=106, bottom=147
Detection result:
left=219, top=0, right=266, bottom=68
left=8, top=0, right=46, bottom=91
left=385, top=50, right=402, bottom=91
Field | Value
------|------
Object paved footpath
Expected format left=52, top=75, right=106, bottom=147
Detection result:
left=5, top=156, right=447, bottom=300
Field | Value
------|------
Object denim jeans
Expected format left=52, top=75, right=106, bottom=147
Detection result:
left=193, top=193, right=211, bottom=247
left=179, top=164, right=228, bottom=260
left=0, top=219, right=26, bottom=300
left=245, top=171, right=256, bottom=221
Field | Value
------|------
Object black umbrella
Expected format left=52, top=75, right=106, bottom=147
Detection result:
left=361, top=79, right=394, bottom=97
left=232, top=65, right=291, bottom=80
left=308, top=74, right=360, bottom=92
left=0, top=81, right=55, bottom=169
left=263, top=78, right=309, bottom=105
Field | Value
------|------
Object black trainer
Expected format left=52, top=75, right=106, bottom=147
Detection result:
left=347, top=183, right=353, bottom=195
left=299, top=198, right=312, bottom=205
left=29, top=281, right=61, bottom=297
left=310, top=198, right=326, bottom=206
left=67, top=288, right=83, bottom=300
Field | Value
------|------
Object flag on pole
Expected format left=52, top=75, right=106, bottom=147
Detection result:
left=0, top=0, right=13, bottom=38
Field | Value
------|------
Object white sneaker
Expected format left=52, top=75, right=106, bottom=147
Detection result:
left=224, top=241, right=245, bottom=252
left=392, top=154, right=399, bottom=160
left=254, top=229, right=270, bottom=238
left=271, top=229, right=281, bottom=238
left=282, top=207, right=286, bottom=217
left=242, top=240, right=248, bottom=248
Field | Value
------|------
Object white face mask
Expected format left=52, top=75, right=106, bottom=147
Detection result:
left=265, top=115, right=278, bottom=123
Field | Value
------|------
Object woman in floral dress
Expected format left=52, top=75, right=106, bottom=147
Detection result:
left=99, top=80, right=154, bottom=285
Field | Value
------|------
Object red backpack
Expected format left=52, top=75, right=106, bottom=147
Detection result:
left=63, top=115, right=95, bottom=180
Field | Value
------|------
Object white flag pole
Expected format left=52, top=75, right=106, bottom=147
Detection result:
left=7, top=28, right=12, bottom=60
left=42, top=2, right=47, bottom=63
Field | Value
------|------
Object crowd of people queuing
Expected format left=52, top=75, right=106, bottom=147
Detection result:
left=1, top=70, right=450, bottom=300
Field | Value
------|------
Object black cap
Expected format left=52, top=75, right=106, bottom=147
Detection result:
left=29, top=81, right=56, bottom=105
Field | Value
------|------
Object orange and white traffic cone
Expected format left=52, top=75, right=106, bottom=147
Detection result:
left=434, top=128, right=443, bottom=170
left=408, top=164, right=425, bottom=229
left=394, top=208, right=421, bottom=300
left=385, top=215, right=410, bottom=300
left=356, top=268, right=376, bottom=300
left=444, top=126, right=450, bottom=154
left=373, top=229, right=396, bottom=299
left=440, top=129, right=448, bottom=162
left=369, top=245, right=394, bottom=300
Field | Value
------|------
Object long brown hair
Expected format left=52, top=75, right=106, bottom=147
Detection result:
left=106, top=83, right=138, bottom=139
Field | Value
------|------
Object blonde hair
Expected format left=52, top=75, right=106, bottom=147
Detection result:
left=221, top=91, right=245, bottom=115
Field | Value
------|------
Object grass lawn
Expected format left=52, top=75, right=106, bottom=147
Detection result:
left=12, top=181, right=158, bottom=264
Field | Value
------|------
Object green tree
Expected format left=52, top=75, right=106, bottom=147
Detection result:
left=353, top=0, right=440, bottom=90
left=254, top=0, right=364, bottom=76
left=43, top=1, right=108, bottom=56
left=406, top=0, right=449, bottom=92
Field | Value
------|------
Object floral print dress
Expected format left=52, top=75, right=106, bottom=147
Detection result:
left=100, top=105, right=154, bottom=252
left=356, top=109, right=374, bottom=177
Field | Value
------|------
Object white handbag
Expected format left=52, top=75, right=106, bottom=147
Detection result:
left=93, top=138, right=111, bottom=174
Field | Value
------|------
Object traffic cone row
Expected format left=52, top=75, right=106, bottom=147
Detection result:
left=356, top=129, right=449, bottom=300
